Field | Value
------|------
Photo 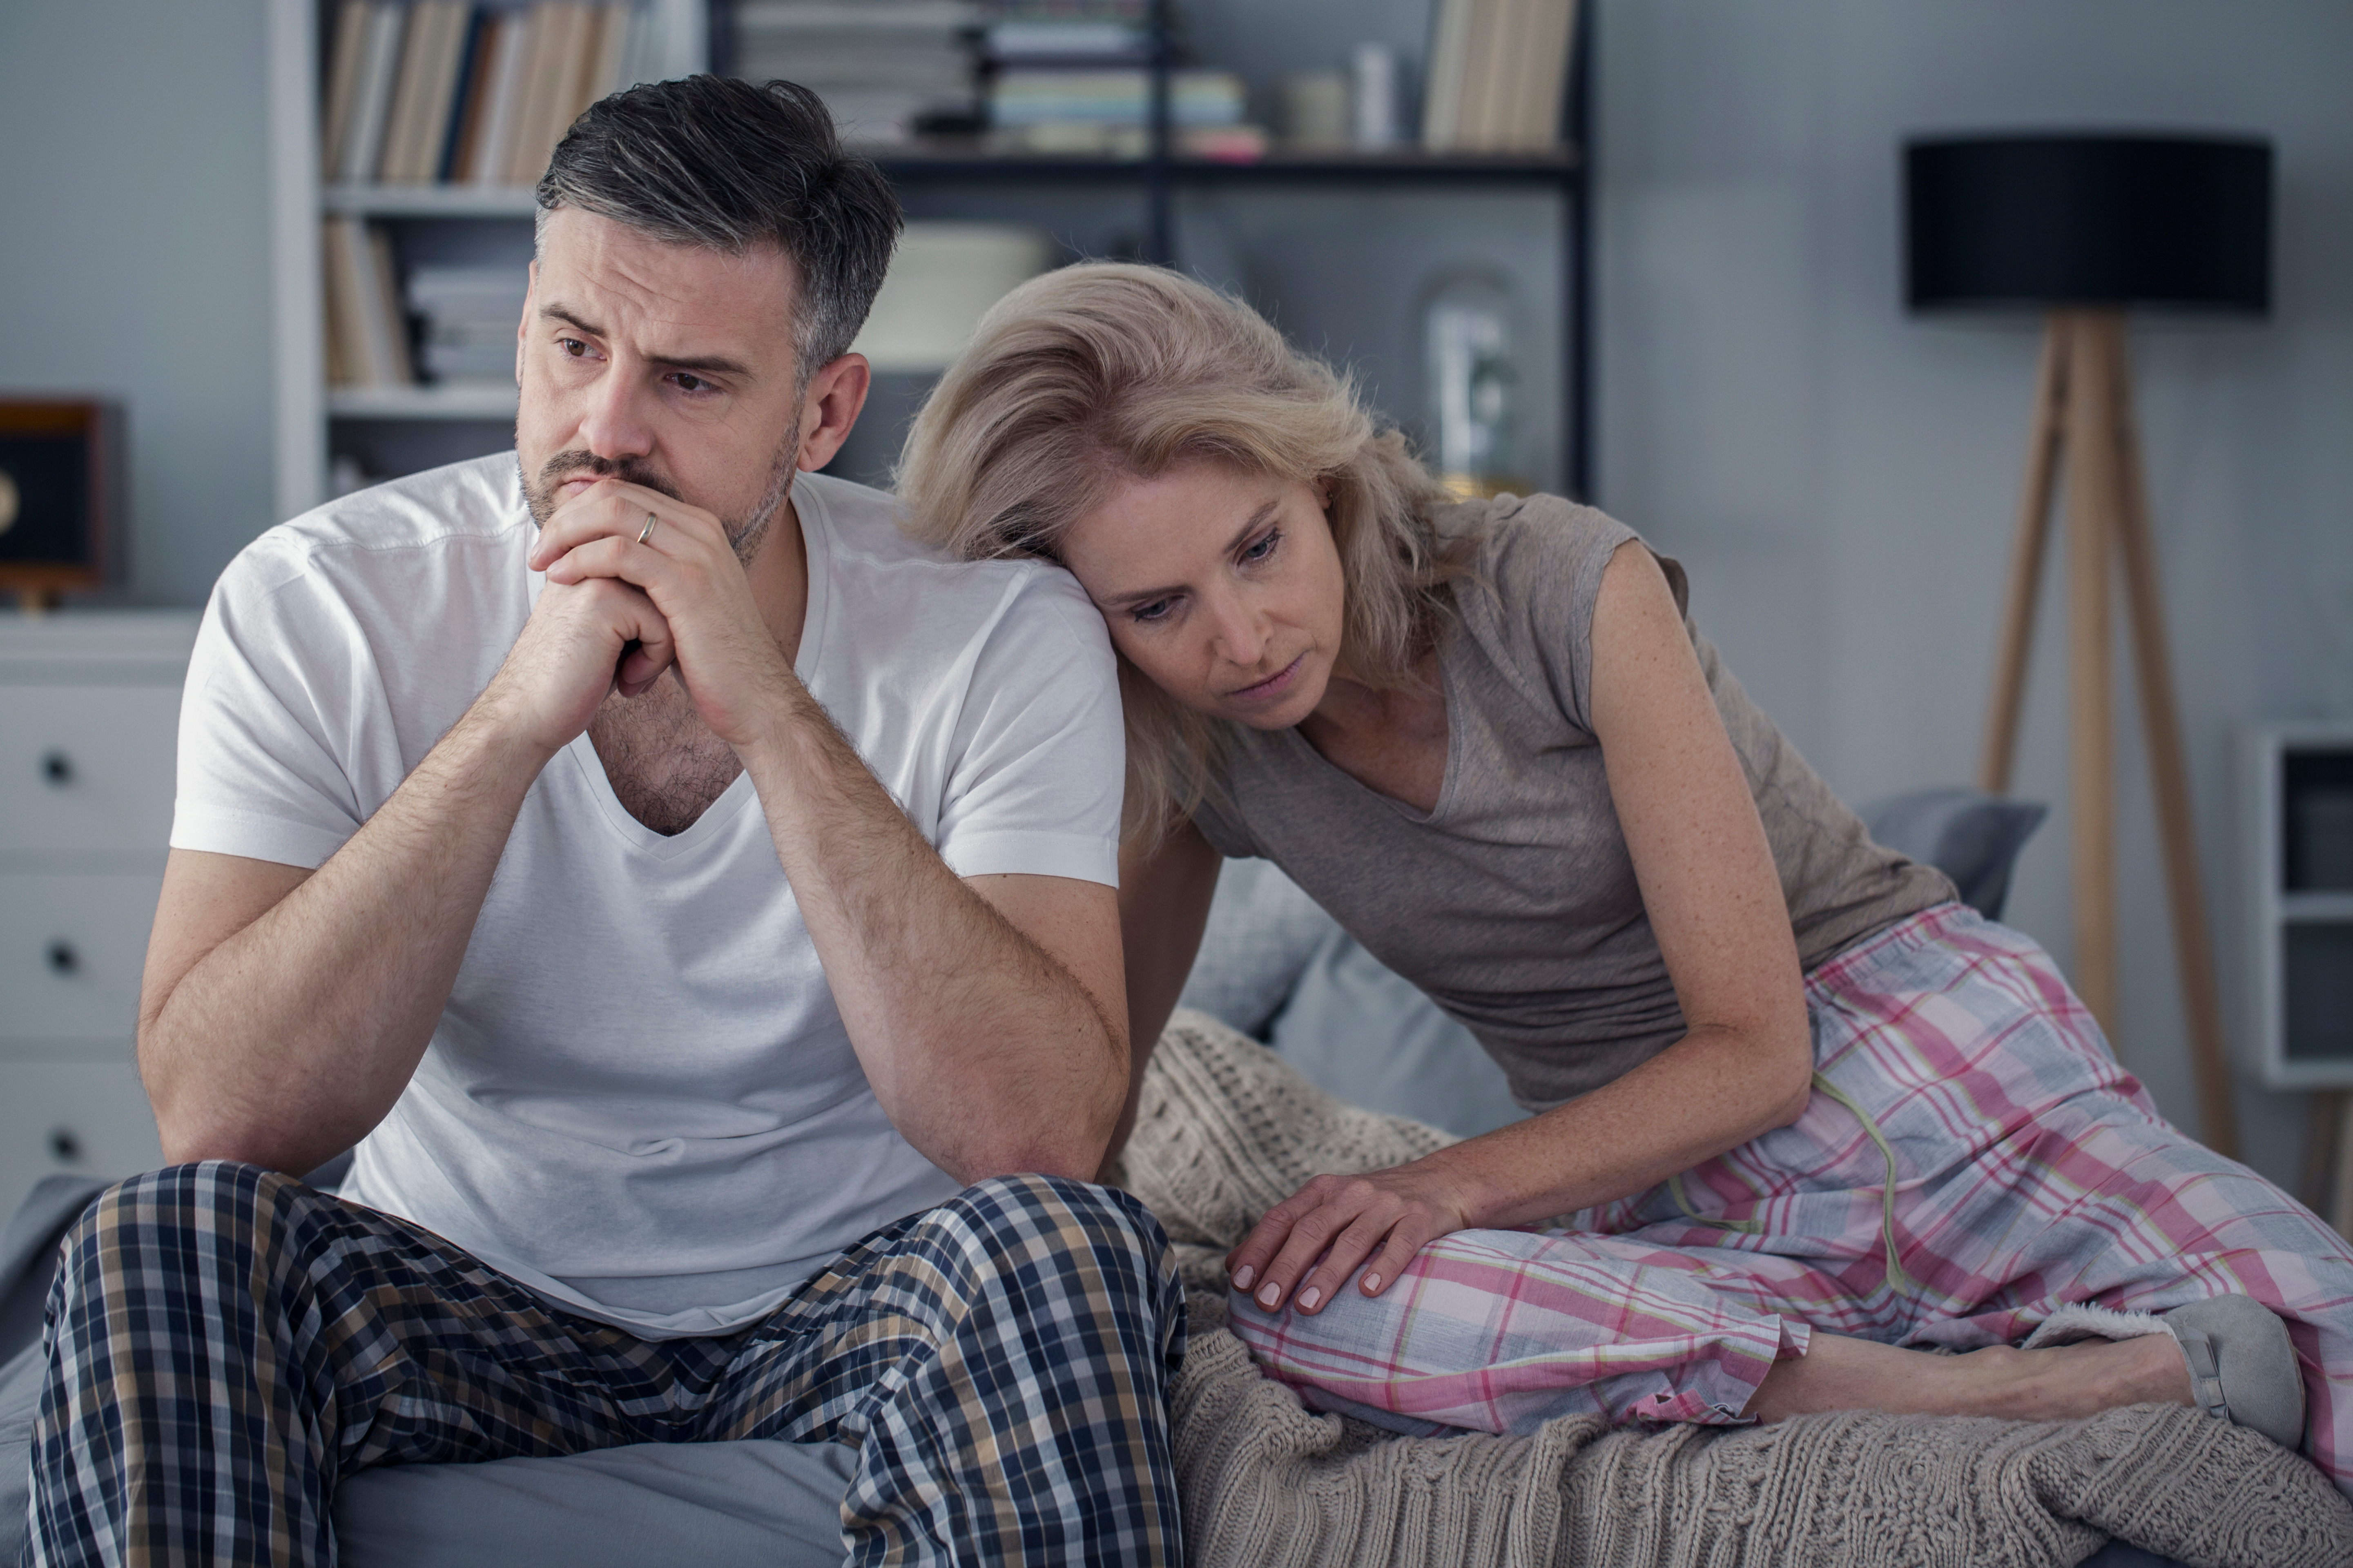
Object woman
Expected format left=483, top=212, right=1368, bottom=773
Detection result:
left=895, top=263, right=2349, bottom=1493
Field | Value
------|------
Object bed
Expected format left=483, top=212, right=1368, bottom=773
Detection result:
left=9, top=789, right=2331, bottom=1565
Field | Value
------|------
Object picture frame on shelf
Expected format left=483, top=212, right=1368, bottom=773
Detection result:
left=0, top=401, right=123, bottom=615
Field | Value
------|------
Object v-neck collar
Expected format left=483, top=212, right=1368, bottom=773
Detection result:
left=535, top=473, right=836, bottom=861
left=1276, top=622, right=1464, bottom=827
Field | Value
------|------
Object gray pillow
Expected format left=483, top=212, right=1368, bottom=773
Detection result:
left=1861, top=786, right=2048, bottom=922
left=1176, top=858, right=1339, bottom=1039
left=1178, top=861, right=1523, bottom=1139
left=1268, top=929, right=1524, bottom=1138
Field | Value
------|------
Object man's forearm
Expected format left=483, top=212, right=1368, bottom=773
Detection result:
left=140, top=699, right=552, bottom=1173
left=738, top=684, right=1125, bottom=1183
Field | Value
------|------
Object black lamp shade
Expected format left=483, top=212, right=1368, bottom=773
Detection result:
left=1906, top=134, right=2271, bottom=314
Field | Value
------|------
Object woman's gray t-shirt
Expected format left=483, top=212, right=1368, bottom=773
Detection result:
left=1189, top=494, right=1955, bottom=1110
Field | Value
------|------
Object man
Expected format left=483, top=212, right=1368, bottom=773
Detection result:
left=22, top=77, right=1183, bottom=1566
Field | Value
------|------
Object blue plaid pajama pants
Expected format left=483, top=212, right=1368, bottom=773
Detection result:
left=20, top=1161, right=1186, bottom=1566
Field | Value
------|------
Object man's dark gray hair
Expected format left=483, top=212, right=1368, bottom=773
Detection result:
left=537, top=76, right=903, bottom=374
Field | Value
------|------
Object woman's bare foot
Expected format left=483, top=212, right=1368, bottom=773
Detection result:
left=1744, top=1328, right=2190, bottom=1424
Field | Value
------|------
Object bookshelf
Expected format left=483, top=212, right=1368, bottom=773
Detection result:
left=736, top=0, right=1594, bottom=498
left=266, top=0, right=707, bottom=519
left=266, top=0, right=1592, bottom=514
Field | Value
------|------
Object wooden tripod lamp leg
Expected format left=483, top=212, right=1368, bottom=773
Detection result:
left=2064, top=312, right=2121, bottom=1038
left=2298, top=1090, right=2346, bottom=1229
left=1981, top=316, right=2070, bottom=795
left=2105, top=324, right=2243, bottom=1158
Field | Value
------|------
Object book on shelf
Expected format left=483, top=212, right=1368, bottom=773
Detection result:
left=326, top=3, right=409, bottom=183
left=459, top=11, right=534, bottom=183
left=985, top=68, right=1255, bottom=156
left=981, top=18, right=1147, bottom=64
left=319, top=2, right=373, bottom=179
left=379, top=2, right=467, bottom=184
left=1422, top=0, right=1577, bottom=153
left=972, top=1, right=1266, bottom=158
left=441, top=9, right=500, bottom=180
left=321, top=218, right=416, bottom=390
left=988, top=69, right=1242, bottom=128
left=321, top=1, right=650, bottom=191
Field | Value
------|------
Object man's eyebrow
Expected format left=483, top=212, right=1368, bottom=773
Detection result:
left=537, top=302, right=755, bottom=379
left=1103, top=498, right=1283, bottom=607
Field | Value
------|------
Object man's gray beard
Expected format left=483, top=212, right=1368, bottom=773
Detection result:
left=726, top=448, right=797, bottom=567
left=517, top=439, right=799, bottom=569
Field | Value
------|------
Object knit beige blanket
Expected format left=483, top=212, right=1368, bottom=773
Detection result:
left=1116, top=1009, right=2353, bottom=1568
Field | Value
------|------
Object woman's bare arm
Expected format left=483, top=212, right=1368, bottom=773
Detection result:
left=1229, top=540, right=1815, bottom=1315
left=1101, top=822, right=1222, bottom=1175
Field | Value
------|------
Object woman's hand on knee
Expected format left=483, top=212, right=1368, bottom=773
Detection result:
left=1227, top=1165, right=1471, bottom=1315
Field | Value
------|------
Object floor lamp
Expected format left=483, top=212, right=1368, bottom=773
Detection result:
left=1905, top=134, right=2273, bottom=1159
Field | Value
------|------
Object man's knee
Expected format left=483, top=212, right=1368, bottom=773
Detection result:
left=952, top=1172, right=1173, bottom=1277
left=56, top=1161, right=323, bottom=1315
left=939, top=1173, right=1184, bottom=1355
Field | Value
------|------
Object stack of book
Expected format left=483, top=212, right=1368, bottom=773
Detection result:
left=733, top=1, right=983, bottom=146
left=1421, top=0, right=1579, bottom=153
left=980, top=3, right=1147, bottom=70
left=322, top=1, right=662, bottom=189
left=979, top=1, right=1258, bottom=158
left=987, top=70, right=1253, bottom=156
left=408, top=265, right=532, bottom=385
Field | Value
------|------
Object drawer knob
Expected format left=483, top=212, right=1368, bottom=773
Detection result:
left=40, top=750, right=74, bottom=786
left=46, top=939, right=80, bottom=976
left=47, top=1127, right=82, bottom=1164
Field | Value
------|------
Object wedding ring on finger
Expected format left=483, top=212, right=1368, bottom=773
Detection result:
left=636, top=512, right=660, bottom=546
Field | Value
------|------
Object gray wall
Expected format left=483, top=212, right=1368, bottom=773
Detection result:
left=0, top=0, right=276, bottom=608
left=1596, top=0, right=2353, bottom=1185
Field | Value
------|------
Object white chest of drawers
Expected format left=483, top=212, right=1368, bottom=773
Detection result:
left=0, top=611, right=200, bottom=1218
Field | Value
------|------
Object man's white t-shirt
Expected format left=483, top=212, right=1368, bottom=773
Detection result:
left=171, top=454, right=1124, bottom=1338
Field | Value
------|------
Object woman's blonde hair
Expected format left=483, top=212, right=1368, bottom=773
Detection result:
left=897, top=262, right=1468, bottom=842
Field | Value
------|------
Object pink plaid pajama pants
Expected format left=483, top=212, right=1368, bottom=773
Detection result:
left=1229, top=903, right=2353, bottom=1499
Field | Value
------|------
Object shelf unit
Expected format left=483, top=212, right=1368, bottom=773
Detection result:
left=727, top=0, right=1595, bottom=500
left=867, top=153, right=1591, bottom=499
left=267, top=0, right=1592, bottom=514
left=266, top=0, right=709, bottom=518
left=2244, top=722, right=2353, bottom=1090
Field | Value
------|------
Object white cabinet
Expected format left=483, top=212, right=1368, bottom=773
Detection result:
left=0, top=1060, right=173, bottom=1221
left=0, top=612, right=196, bottom=1218
left=0, top=871, right=165, bottom=1040
left=0, top=686, right=183, bottom=855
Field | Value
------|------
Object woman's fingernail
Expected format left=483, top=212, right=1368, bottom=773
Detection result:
left=1362, top=1273, right=1381, bottom=1294
left=1257, top=1282, right=1281, bottom=1309
left=1298, top=1287, right=1321, bottom=1311
left=1232, top=1265, right=1254, bottom=1291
